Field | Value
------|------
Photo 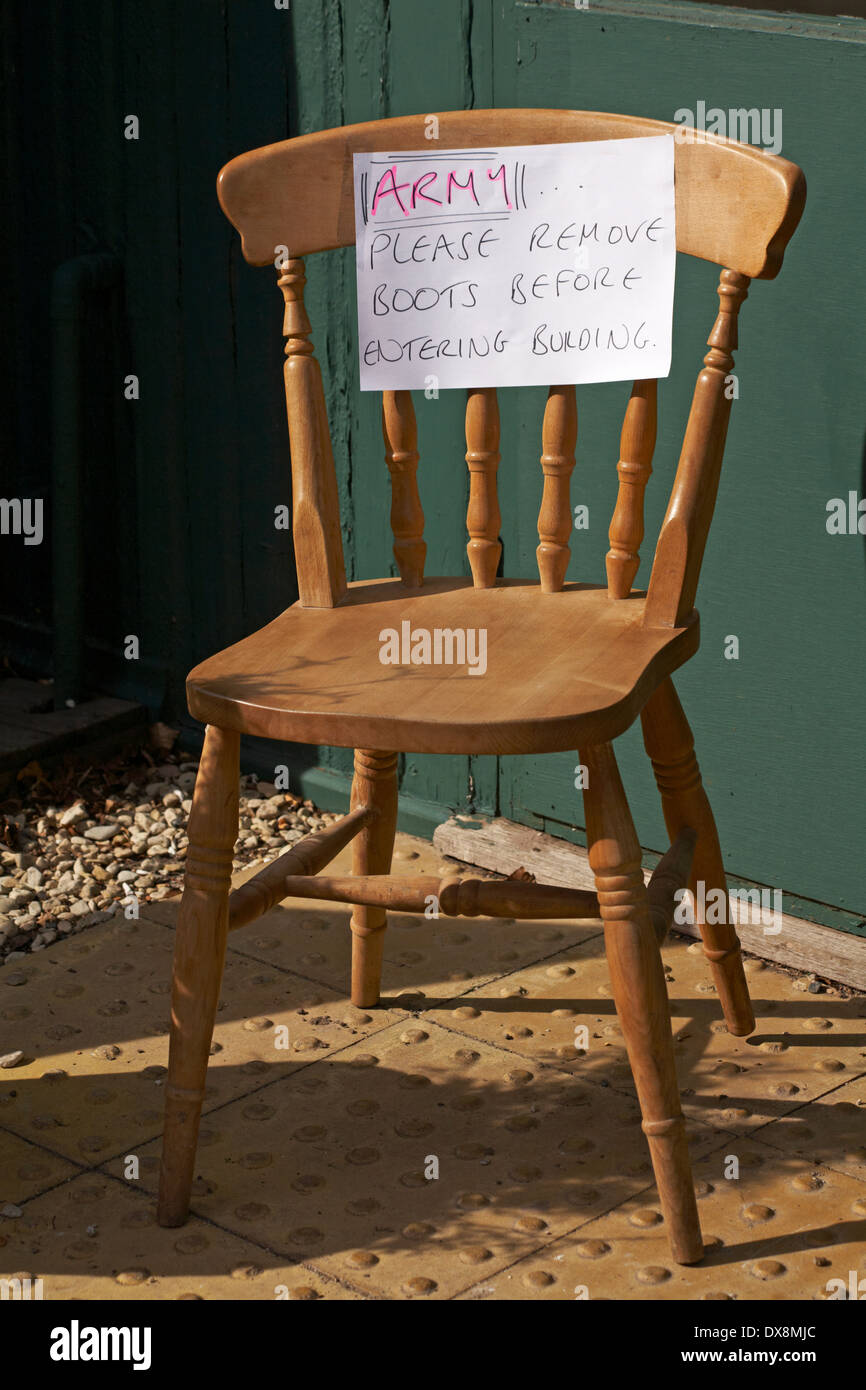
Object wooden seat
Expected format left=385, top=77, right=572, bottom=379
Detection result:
left=187, top=578, right=698, bottom=755
left=157, top=108, right=806, bottom=1269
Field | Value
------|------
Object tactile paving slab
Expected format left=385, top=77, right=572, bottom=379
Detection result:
left=124, top=1019, right=723, bottom=1300
left=458, top=1137, right=866, bottom=1300
left=422, top=935, right=866, bottom=1133
left=0, top=916, right=404, bottom=1162
left=760, top=1071, right=866, bottom=1183
left=0, top=1172, right=365, bottom=1299
left=0, top=1128, right=80, bottom=1206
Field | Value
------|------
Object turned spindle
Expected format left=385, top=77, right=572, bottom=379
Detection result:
left=158, top=725, right=239, bottom=1227
left=349, top=749, right=398, bottom=1007
left=641, top=677, right=755, bottom=1036
left=536, top=384, right=577, bottom=592
left=606, top=379, right=656, bottom=598
left=582, top=740, right=703, bottom=1265
left=382, top=390, right=425, bottom=588
left=465, top=387, right=501, bottom=588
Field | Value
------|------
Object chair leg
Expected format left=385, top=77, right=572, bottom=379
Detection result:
left=349, top=749, right=398, bottom=1007
left=157, top=724, right=239, bottom=1227
left=640, top=677, right=755, bottom=1038
left=582, top=740, right=704, bottom=1265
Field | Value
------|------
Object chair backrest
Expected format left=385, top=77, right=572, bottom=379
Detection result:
left=217, top=110, right=805, bottom=627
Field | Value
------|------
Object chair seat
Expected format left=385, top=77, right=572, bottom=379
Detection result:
left=187, top=577, right=699, bottom=755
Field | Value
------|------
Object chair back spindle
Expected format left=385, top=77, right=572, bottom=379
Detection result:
left=536, top=384, right=578, bottom=593
left=382, top=390, right=426, bottom=588
left=278, top=258, right=347, bottom=608
left=606, top=379, right=657, bottom=599
left=465, top=387, right=502, bottom=588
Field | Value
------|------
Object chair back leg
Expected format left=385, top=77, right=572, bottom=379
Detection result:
left=158, top=724, right=239, bottom=1226
left=641, top=677, right=755, bottom=1037
left=582, top=739, right=704, bottom=1265
left=349, top=750, right=399, bottom=1007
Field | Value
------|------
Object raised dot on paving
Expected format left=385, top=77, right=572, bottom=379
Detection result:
left=628, top=1208, right=663, bottom=1228
left=459, top=1245, right=493, bottom=1265
left=791, top=1173, right=823, bottom=1192
left=403, top=1221, right=436, bottom=1238
left=404, top=1277, right=437, bottom=1296
left=575, top=1239, right=610, bottom=1258
left=346, top=1251, right=379, bottom=1268
left=740, top=1203, right=775, bottom=1224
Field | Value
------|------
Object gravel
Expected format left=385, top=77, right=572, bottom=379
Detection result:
left=0, top=746, right=338, bottom=965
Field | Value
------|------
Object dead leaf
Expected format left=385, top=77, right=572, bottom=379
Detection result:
left=149, top=722, right=179, bottom=752
left=507, top=865, right=536, bottom=883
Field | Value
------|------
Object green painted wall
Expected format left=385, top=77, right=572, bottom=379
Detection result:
left=2, top=0, right=863, bottom=928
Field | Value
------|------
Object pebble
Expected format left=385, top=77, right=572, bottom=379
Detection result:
left=84, top=825, right=119, bottom=842
left=0, top=1051, right=24, bottom=1068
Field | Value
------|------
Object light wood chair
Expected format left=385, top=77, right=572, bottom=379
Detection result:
left=157, top=110, right=805, bottom=1265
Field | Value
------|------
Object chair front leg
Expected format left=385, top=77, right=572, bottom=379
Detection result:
left=582, top=740, right=703, bottom=1265
left=349, top=749, right=398, bottom=1007
left=640, top=677, right=754, bottom=1037
left=158, top=724, right=239, bottom=1227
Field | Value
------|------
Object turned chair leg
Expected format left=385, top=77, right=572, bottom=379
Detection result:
left=582, top=740, right=704, bottom=1265
left=349, top=749, right=398, bottom=1008
left=158, top=724, right=239, bottom=1227
left=640, top=677, right=755, bottom=1038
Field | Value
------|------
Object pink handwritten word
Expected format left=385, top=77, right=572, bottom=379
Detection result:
left=370, top=162, right=513, bottom=218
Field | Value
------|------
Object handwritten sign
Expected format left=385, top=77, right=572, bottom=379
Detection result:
left=353, top=135, right=676, bottom=391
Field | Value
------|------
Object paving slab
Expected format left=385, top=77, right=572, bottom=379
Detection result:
left=0, top=1127, right=81, bottom=1206
left=458, top=1137, right=866, bottom=1301
left=421, top=934, right=866, bottom=1133
left=0, top=1171, right=365, bottom=1299
left=0, top=915, right=405, bottom=1162
left=759, top=1070, right=866, bottom=1183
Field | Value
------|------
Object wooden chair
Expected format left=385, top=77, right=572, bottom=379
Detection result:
left=157, top=110, right=805, bottom=1266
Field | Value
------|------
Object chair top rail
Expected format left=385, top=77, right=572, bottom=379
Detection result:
left=218, top=108, right=805, bottom=280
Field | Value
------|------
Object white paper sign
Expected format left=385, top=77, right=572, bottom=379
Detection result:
left=353, top=135, right=675, bottom=391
